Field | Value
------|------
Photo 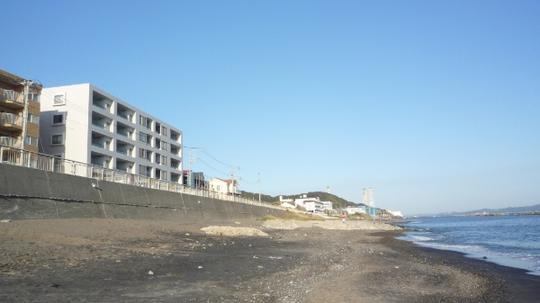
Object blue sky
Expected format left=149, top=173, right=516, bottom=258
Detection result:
left=2, top=0, right=539, bottom=214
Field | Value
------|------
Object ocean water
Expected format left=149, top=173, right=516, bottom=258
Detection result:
left=398, top=215, right=540, bottom=275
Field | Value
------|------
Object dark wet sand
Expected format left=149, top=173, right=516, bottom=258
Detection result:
left=0, top=218, right=539, bottom=302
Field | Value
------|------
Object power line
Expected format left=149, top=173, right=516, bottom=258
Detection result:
left=197, top=157, right=230, bottom=177
left=184, top=145, right=237, bottom=169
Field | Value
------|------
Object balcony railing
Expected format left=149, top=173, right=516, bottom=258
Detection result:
left=0, top=136, right=20, bottom=148
left=0, top=144, right=283, bottom=211
left=0, top=89, right=24, bottom=107
left=117, top=148, right=133, bottom=157
left=91, top=141, right=111, bottom=151
left=0, top=113, right=23, bottom=128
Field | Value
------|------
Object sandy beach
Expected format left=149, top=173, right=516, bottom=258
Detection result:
left=1, top=218, right=539, bottom=302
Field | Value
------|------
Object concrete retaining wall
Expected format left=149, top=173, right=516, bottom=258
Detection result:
left=0, top=164, right=283, bottom=222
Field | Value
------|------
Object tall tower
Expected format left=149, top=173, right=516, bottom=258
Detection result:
left=362, top=187, right=374, bottom=207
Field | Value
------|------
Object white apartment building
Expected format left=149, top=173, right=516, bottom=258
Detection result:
left=39, top=84, right=183, bottom=182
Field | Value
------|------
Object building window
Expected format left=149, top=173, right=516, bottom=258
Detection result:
left=27, top=113, right=40, bottom=124
left=138, top=148, right=152, bottom=161
left=52, top=114, right=64, bottom=125
left=160, top=141, right=168, bottom=151
left=139, top=115, right=151, bottom=129
left=53, top=94, right=66, bottom=106
left=51, top=134, right=64, bottom=145
left=155, top=154, right=167, bottom=165
left=139, top=165, right=152, bottom=177
left=28, top=92, right=40, bottom=103
left=161, top=126, right=168, bottom=137
left=138, top=131, right=151, bottom=145
left=25, top=136, right=38, bottom=146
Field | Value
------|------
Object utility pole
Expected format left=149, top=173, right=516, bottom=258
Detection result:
left=257, top=172, right=261, bottom=204
left=230, top=167, right=236, bottom=195
left=20, top=80, right=31, bottom=152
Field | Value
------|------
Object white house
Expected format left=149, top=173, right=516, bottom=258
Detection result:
left=320, top=201, right=333, bottom=211
left=294, top=197, right=324, bottom=213
left=39, top=84, right=183, bottom=182
left=209, top=178, right=238, bottom=195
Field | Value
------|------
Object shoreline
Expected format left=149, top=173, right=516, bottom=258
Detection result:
left=385, top=232, right=540, bottom=303
left=1, top=218, right=539, bottom=302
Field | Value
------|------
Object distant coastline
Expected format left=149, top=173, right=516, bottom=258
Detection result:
left=416, top=203, right=540, bottom=218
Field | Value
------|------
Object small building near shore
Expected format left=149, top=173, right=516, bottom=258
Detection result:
left=209, top=178, right=238, bottom=195
left=321, top=201, right=333, bottom=211
left=294, top=197, right=324, bottom=212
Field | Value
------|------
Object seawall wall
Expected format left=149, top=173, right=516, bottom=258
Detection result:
left=0, top=164, right=283, bottom=222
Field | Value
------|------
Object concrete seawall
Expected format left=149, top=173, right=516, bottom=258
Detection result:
left=0, top=163, right=283, bottom=222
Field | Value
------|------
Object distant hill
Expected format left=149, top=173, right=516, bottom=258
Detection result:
left=238, top=191, right=279, bottom=204
left=441, top=204, right=540, bottom=216
left=240, top=190, right=361, bottom=209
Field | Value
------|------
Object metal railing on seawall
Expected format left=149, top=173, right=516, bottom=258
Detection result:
left=0, top=144, right=282, bottom=211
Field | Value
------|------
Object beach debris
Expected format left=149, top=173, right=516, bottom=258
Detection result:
left=394, top=266, right=400, bottom=269
left=0, top=219, right=11, bottom=223
left=184, top=233, right=190, bottom=236
left=253, top=255, right=259, bottom=259
left=50, top=283, right=60, bottom=288
left=263, top=219, right=401, bottom=231
left=234, top=221, right=241, bottom=225
left=200, top=226, right=269, bottom=237
left=268, top=256, right=283, bottom=260
left=197, top=265, right=203, bottom=269
left=257, top=265, right=264, bottom=269
left=147, top=270, right=154, bottom=276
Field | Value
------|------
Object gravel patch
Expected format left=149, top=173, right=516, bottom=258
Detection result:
left=201, top=226, right=269, bottom=237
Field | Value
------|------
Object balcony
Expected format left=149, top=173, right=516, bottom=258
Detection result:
left=116, top=140, right=134, bottom=157
left=0, top=136, right=20, bottom=148
left=0, top=112, right=23, bottom=131
left=171, top=172, right=181, bottom=183
left=92, top=111, right=113, bottom=132
left=170, top=130, right=181, bottom=143
left=92, top=91, right=113, bottom=114
left=0, top=89, right=24, bottom=109
left=91, top=151, right=112, bottom=169
left=91, top=131, right=113, bottom=151
left=170, top=158, right=181, bottom=170
left=116, top=158, right=135, bottom=173
left=116, top=122, right=135, bottom=140
left=117, top=103, right=135, bottom=123
left=170, top=144, right=182, bottom=157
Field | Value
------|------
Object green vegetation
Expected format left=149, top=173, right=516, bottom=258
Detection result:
left=239, top=191, right=279, bottom=204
